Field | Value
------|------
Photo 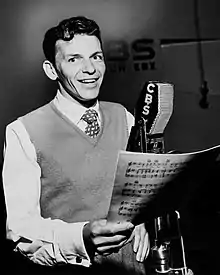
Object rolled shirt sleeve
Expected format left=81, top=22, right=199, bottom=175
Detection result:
left=2, top=107, right=134, bottom=267
left=2, top=120, right=91, bottom=267
left=124, top=108, right=135, bottom=133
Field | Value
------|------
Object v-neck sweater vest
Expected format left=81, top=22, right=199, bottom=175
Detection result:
left=21, top=101, right=129, bottom=223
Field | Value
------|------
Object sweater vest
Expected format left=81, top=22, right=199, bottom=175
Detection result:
left=21, top=101, right=129, bottom=223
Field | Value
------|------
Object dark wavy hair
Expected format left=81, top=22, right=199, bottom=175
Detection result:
left=42, top=16, right=102, bottom=65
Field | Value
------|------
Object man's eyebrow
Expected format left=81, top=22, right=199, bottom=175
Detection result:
left=65, top=51, right=104, bottom=58
left=66, top=53, right=82, bottom=58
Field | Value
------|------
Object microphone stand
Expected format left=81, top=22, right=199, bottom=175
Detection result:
left=126, top=81, right=192, bottom=275
left=140, top=133, right=189, bottom=274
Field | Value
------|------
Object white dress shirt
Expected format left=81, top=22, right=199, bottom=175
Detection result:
left=2, top=91, right=134, bottom=267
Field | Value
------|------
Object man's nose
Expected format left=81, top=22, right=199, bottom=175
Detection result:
left=82, top=59, right=96, bottom=74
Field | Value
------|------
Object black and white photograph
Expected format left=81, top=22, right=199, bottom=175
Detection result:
left=1, top=1, right=220, bottom=274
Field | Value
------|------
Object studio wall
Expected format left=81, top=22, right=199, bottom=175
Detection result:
left=1, top=1, right=220, bottom=272
left=1, top=0, right=220, bottom=154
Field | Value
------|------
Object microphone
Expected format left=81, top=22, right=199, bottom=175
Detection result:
left=126, top=82, right=191, bottom=274
left=126, top=81, right=174, bottom=153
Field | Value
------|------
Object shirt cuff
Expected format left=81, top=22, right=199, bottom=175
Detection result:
left=54, top=221, right=91, bottom=267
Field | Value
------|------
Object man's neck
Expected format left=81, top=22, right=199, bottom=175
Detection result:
left=58, top=88, right=98, bottom=108
left=75, top=97, right=98, bottom=108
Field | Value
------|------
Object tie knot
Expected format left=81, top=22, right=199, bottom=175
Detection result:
left=81, top=109, right=98, bottom=124
left=81, top=109, right=100, bottom=138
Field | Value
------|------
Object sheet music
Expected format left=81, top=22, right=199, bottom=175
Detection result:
left=107, top=144, right=220, bottom=223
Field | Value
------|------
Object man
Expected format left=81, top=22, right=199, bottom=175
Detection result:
left=2, top=16, right=149, bottom=274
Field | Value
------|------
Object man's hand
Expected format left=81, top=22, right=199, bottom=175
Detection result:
left=127, top=223, right=150, bottom=262
left=83, top=219, right=134, bottom=257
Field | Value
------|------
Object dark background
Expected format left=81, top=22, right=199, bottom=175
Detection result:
left=1, top=0, right=220, bottom=274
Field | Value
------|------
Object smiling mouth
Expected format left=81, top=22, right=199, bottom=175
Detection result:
left=78, top=78, right=99, bottom=84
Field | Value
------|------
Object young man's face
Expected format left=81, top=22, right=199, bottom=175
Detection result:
left=54, top=34, right=106, bottom=103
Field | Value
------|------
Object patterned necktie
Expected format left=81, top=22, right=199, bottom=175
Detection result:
left=81, top=109, right=100, bottom=138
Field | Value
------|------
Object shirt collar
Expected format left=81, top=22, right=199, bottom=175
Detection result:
left=53, top=90, right=100, bottom=125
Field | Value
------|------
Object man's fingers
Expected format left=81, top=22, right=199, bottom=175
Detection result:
left=93, top=234, right=127, bottom=247
left=133, top=230, right=140, bottom=253
left=102, top=221, right=134, bottom=235
left=96, top=239, right=127, bottom=255
left=141, top=233, right=150, bottom=261
left=136, top=236, right=144, bottom=262
left=92, top=221, right=134, bottom=236
left=133, top=225, right=150, bottom=262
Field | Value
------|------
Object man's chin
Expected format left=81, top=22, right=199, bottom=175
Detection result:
left=79, top=90, right=100, bottom=101
left=75, top=95, right=99, bottom=108
left=62, top=87, right=99, bottom=106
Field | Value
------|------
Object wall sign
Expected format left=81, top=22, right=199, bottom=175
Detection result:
left=105, top=39, right=157, bottom=73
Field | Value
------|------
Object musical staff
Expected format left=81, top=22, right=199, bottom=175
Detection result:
left=107, top=146, right=220, bottom=223
left=125, top=160, right=184, bottom=179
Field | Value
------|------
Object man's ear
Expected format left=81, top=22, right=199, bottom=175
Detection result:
left=43, top=60, right=58, bottom=80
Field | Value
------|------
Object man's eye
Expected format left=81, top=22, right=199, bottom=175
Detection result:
left=68, top=56, right=82, bottom=63
left=68, top=57, right=76, bottom=62
left=93, top=54, right=104, bottom=61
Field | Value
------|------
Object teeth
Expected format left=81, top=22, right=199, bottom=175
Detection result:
left=80, top=79, right=96, bottom=83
